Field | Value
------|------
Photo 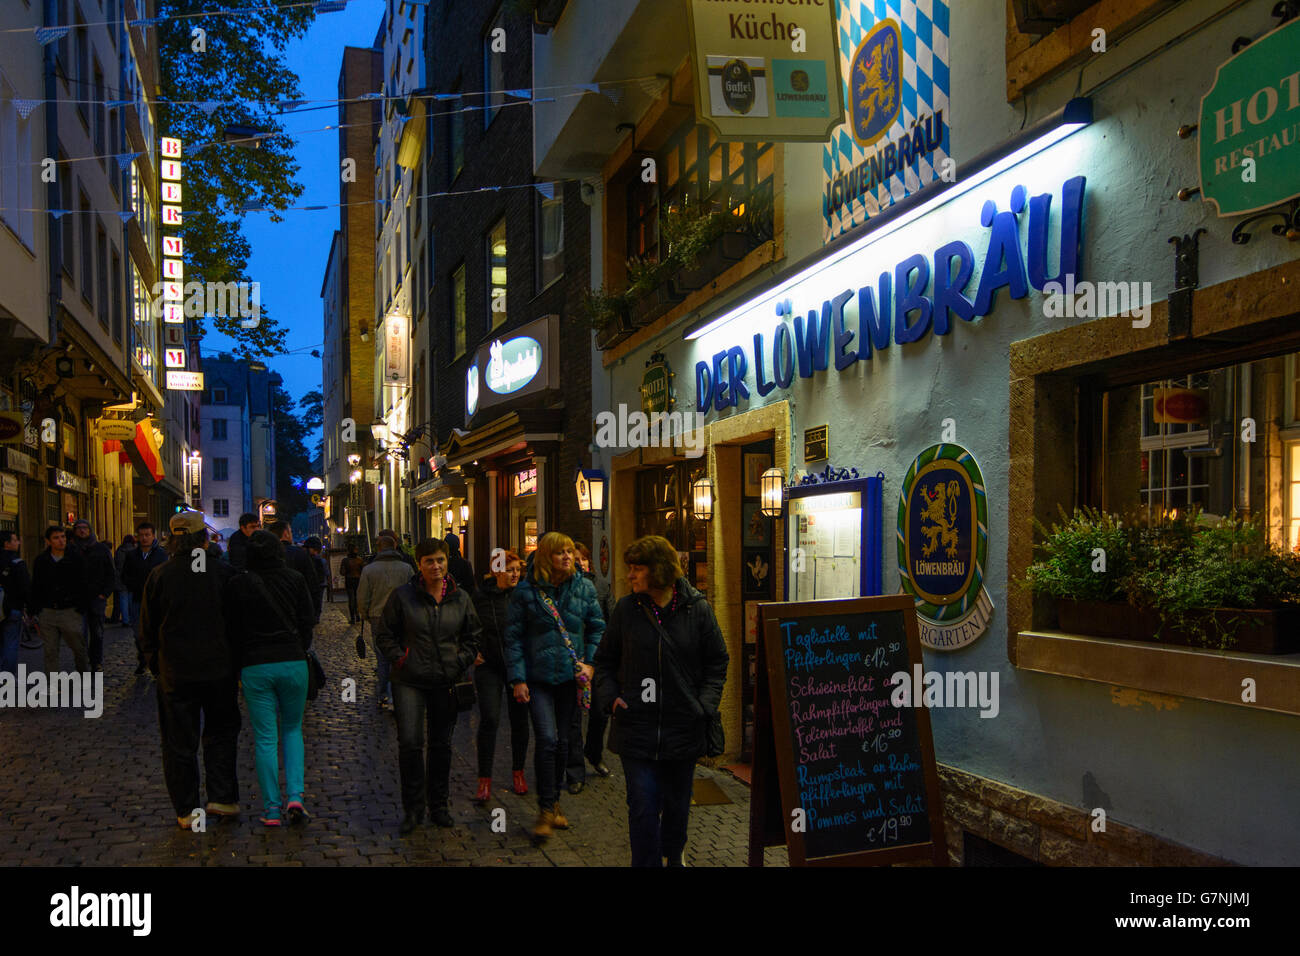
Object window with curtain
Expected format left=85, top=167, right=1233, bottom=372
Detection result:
left=452, top=263, right=466, bottom=358
left=536, top=189, right=563, bottom=290
left=0, top=78, right=35, bottom=249
left=487, top=217, right=507, bottom=330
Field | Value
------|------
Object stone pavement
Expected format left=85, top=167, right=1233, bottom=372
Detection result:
left=0, top=600, right=788, bottom=867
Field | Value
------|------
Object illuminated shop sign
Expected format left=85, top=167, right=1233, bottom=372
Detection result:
left=486, top=336, right=542, bottom=395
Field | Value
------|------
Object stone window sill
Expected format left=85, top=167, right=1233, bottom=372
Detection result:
left=1016, top=630, right=1300, bottom=717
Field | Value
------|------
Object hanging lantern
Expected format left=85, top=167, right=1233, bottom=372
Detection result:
left=759, top=467, right=785, bottom=518
left=691, top=476, right=714, bottom=521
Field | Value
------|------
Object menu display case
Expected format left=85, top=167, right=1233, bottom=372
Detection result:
left=784, top=476, right=884, bottom=600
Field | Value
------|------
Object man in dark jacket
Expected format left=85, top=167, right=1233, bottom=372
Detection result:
left=70, top=519, right=116, bottom=672
left=139, top=511, right=242, bottom=829
left=444, top=532, right=477, bottom=597
left=304, top=536, right=328, bottom=618
left=111, top=534, right=135, bottom=626
left=1, top=530, right=32, bottom=676
left=123, top=522, right=169, bottom=675
left=27, top=526, right=90, bottom=674
left=593, top=534, right=728, bottom=868
left=267, top=521, right=320, bottom=623
left=225, top=512, right=260, bottom=570
left=375, top=537, right=481, bottom=834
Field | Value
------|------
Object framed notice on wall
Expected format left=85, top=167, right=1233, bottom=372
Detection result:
left=785, top=475, right=883, bottom=601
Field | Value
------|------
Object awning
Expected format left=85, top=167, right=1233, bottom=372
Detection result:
left=106, top=421, right=165, bottom=484
left=442, top=409, right=565, bottom=468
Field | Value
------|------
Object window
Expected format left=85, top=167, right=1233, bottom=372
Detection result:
left=75, top=9, right=89, bottom=127
left=93, top=60, right=106, bottom=164
left=59, top=150, right=73, bottom=274
left=487, top=217, right=506, bottom=330
left=452, top=263, right=466, bottom=358
left=213, top=458, right=229, bottom=482
left=212, top=418, right=227, bottom=440
left=111, top=247, right=122, bottom=342
left=212, top=499, right=229, bottom=518
left=79, top=189, right=92, bottom=304
left=56, top=0, right=71, bottom=85
left=536, top=188, right=563, bottom=290
left=636, top=461, right=710, bottom=596
left=132, top=263, right=156, bottom=373
left=483, top=8, right=506, bottom=127
left=0, top=76, right=35, bottom=248
left=129, top=160, right=156, bottom=264
left=212, top=387, right=227, bottom=403
left=449, top=86, right=465, bottom=182
left=96, top=220, right=108, bottom=329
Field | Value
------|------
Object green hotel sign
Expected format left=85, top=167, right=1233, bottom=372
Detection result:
left=1199, top=17, right=1300, bottom=217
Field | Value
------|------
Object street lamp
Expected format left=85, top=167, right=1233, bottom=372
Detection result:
left=347, top=453, right=361, bottom=467
left=306, top=476, right=325, bottom=491
left=444, top=506, right=454, bottom=526
left=371, top=420, right=390, bottom=444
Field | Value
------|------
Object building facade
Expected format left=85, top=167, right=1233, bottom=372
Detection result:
left=535, top=0, right=1300, bottom=865
left=200, top=354, right=277, bottom=537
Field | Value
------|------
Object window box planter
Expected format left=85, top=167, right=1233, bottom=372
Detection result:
left=1055, top=598, right=1300, bottom=655
left=594, top=311, right=635, bottom=351
left=628, top=282, right=683, bottom=328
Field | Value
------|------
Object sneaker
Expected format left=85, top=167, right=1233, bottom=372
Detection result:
left=259, top=815, right=281, bottom=828
left=552, top=804, right=569, bottom=830
left=511, top=771, right=528, bottom=795
left=285, top=800, right=310, bottom=825
left=430, top=808, right=454, bottom=828
left=590, top=762, right=612, bottom=778
left=567, top=779, right=584, bottom=795
left=205, top=802, right=239, bottom=818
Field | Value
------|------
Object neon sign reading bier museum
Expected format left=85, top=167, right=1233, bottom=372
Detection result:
left=695, top=176, right=1086, bottom=413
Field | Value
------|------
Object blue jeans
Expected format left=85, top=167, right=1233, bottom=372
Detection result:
left=621, top=756, right=696, bottom=867
left=392, top=681, right=458, bottom=815
left=241, top=660, right=309, bottom=819
left=368, top=617, right=390, bottom=700
left=115, top=589, right=133, bottom=627
left=528, top=680, right=576, bottom=811
left=1, top=612, right=21, bottom=675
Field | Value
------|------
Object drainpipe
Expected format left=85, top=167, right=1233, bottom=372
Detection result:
left=1239, top=363, right=1251, bottom=516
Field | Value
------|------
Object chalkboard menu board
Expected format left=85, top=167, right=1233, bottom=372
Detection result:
left=757, top=596, right=946, bottom=866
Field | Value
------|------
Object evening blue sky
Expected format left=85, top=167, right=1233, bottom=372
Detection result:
left=200, top=0, right=383, bottom=453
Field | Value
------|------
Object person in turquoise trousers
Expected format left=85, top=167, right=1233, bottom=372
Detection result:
left=223, top=530, right=317, bottom=826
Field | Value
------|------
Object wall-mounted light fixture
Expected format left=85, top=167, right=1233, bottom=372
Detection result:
left=691, top=476, right=714, bottom=521
left=760, top=467, right=785, bottom=518
left=575, top=468, right=607, bottom=521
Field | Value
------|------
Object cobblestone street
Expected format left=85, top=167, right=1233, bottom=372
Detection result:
left=0, top=601, right=788, bottom=867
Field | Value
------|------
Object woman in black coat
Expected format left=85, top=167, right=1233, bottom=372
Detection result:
left=470, top=550, right=530, bottom=803
left=375, top=537, right=481, bottom=835
left=593, top=535, right=728, bottom=867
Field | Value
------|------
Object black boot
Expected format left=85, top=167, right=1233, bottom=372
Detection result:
left=399, top=810, right=421, bottom=835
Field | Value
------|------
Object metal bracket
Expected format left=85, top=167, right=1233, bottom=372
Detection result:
left=1230, top=198, right=1300, bottom=245
left=1167, top=229, right=1206, bottom=340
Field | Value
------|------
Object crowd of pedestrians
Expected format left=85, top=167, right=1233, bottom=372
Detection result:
left=0, top=508, right=729, bottom=865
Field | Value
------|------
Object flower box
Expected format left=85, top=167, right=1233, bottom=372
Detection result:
left=1056, top=598, right=1300, bottom=655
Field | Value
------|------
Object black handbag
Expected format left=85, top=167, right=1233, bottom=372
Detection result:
left=639, top=604, right=725, bottom=758
left=355, top=623, right=367, bottom=659
left=305, top=648, right=326, bottom=701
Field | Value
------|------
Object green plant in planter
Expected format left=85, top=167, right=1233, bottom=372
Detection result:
left=660, top=204, right=730, bottom=270
left=1024, top=506, right=1132, bottom=601
left=1128, top=517, right=1300, bottom=648
left=578, top=286, right=627, bottom=331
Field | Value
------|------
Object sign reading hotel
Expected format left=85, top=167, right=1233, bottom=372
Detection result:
left=897, top=443, right=992, bottom=651
left=685, top=0, right=845, bottom=142
left=823, top=1, right=951, bottom=241
left=1198, top=16, right=1300, bottom=217
left=160, top=135, right=189, bottom=388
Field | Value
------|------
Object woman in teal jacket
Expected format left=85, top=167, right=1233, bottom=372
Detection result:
left=504, top=531, right=605, bottom=842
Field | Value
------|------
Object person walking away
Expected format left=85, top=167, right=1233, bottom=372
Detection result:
left=471, top=551, right=530, bottom=802
left=374, top=537, right=481, bottom=835
left=267, top=521, right=321, bottom=624
left=225, top=513, right=260, bottom=570
left=112, top=534, right=135, bottom=626
left=342, top=545, right=365, bottom=623
left=594, top=535, right=729, bottom=867
left=566, top=543, right=613, bottom=791
left=372, top=529, right=416, bottom=570
left=123, top=523, right=169, bottom=675
left=27, top=526, right=90, bottom=674
left=0, top=530, right=32, bottom=676
left=304, top=537, right=328, bottom=615
left=356, top=535, right=411, bottom=708
left=223, top=530, right=316, bottom=827
left=444, top=532, right=477, bottom=597
left=138, top=512, right=242, bottom=829
left=69, top=519, right=115, bottom=672
left=503, top=532, right=605, bottom=843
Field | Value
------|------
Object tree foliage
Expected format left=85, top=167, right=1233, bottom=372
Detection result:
left=272, top=383, right=313, bottom=520
left=155, top=1, right=317, bottom=356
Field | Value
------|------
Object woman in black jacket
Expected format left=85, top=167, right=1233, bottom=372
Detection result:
left=375, top=537, right=481, bottom=835
left=470, top=550, right=529, bottom=803
left=593, top=535, right=729, bottom=867
left=223, top=530, right=316, bottom=828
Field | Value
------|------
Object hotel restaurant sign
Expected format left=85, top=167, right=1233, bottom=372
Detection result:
left=1199, top=16, right=1300, bottom=217
left=685, top=0, right=845, bottom=142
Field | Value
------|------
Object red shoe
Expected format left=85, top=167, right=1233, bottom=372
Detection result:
left=511, top=771, right=528, bottom=796
left=474, top=778, right=491, bottom=803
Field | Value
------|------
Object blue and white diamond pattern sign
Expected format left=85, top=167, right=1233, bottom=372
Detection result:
left=823, top=0, right=951, bottom=241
